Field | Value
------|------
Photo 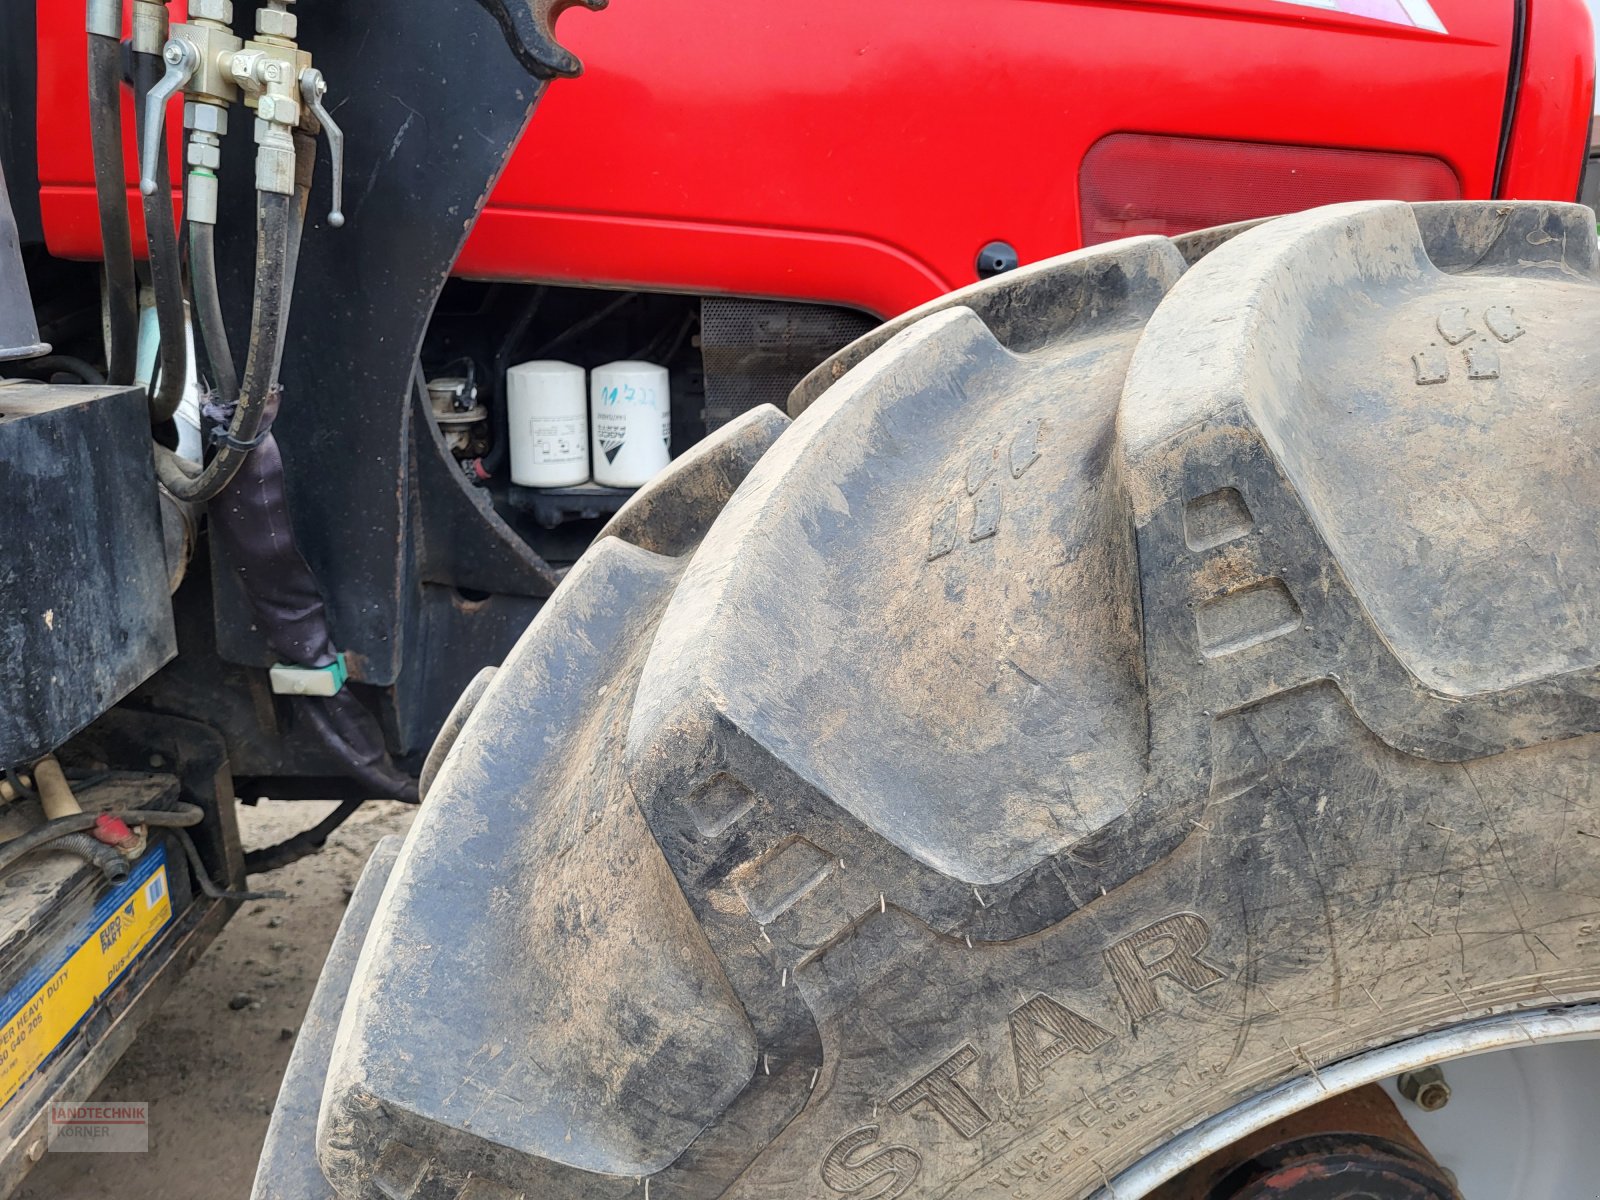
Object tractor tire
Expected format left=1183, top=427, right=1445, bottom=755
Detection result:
left=291, top=200, right=1600, bottom=1200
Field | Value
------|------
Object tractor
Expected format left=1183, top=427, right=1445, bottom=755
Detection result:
left=1, top=0, right=1598, bottom=1196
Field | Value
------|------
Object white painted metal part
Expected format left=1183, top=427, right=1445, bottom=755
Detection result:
left=1380, top=1037, right=1600, bottom=1198
left=1094, top=1005, right=1600, bottom=1199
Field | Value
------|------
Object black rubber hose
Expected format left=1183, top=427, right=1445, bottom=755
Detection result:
left=189, top=222, right=237, bottom=404
left=51, top=832, right=131, bottom=884
left=156, top=191, right=294, bottom=502
left=8, top=354, right=107, bottom=384
left=0, top=804, right=203, bottom=878
left=283, top=130, right=314, bottom=318
left=130, top=49, right=188, bottom=422
left=243, top=798, right=364, bottom=876
left=87, top=32, right=139, bottom=386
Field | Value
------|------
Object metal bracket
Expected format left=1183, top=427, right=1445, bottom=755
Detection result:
left=471, top=0, right=608, bottom=80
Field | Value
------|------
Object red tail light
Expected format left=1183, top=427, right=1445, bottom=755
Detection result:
left=1079, top=133, right=1461, bottom=244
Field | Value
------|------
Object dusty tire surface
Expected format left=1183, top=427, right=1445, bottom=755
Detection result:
left=298, top=201, right=1600, bottom=1200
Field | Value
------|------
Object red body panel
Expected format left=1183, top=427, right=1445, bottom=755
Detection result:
left=1500, top=0, right=1596, bottom=198
left=35, top=0, right=1595, bottom=318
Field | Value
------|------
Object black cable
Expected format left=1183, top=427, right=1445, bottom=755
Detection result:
left=9, top=354, right=106, bottom=384
left=242, top=798, right=364, bottom=876
left=297, top=697, right=420, bottom=804
left=0, top=803, right=282, bottom=900
left=0, top=804, right=203, bottom=877
left=475, top=286, right=546, bottom=479
left=87, top=31, right=139, bottom=385
left=155, top=191, right=294, bottom=502
left=631, top=310, right=695, bottom=365
left=530, top=290, right=637, bottom=360
left=130, top=49, right=188, bottom=423
left=174, top=826, right=284, bottom=901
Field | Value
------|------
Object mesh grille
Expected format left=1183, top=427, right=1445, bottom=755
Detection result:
left=699, top=298, right=876, bottom=431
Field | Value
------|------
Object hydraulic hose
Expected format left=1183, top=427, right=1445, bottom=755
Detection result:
left=276, top=130, right=315, bottom=361
left=156, top=191, right=294, bottom=502
left=194, top=140, right=418, bottom=805
left=189, top=222, right=237, bottom=404
left=87, top=27, right=140, bottom=385
left=130, top=48, right=188, bottom=422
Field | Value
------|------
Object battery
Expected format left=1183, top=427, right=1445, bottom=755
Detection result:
left=0, top=773, right=199, bottom=1183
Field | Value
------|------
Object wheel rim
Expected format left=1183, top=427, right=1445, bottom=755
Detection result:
left=1101, top=1004, right=1600, bottom=1199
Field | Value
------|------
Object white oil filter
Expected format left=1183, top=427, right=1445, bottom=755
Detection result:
left=507, top=360, right=589, bottom=488
left=590, top=360, right=671, bottom=488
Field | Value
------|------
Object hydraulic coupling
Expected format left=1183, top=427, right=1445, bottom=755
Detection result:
left=138, top=0, right=344, bottom=226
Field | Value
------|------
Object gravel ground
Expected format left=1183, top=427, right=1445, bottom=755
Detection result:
left=17, top=799, right=416, bottom=1200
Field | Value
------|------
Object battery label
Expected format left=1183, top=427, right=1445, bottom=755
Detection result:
left=0, top=846, right=172, bottom=1111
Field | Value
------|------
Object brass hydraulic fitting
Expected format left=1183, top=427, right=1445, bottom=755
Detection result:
left=140, top=0, right=345, bottom=214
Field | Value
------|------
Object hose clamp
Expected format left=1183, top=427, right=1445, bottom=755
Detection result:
left=208, top=423, right=272, bottom=453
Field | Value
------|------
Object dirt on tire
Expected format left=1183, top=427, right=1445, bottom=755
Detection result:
left=264, top=200, right=1600, bottom=1200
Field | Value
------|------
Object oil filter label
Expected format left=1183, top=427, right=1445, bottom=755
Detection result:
left=595, top=413, right=628, bottom=465
left=526, top=415, right=586, bottom=465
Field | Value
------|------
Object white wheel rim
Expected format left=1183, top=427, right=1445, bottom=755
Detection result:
left=1097, top=1004, right=1600, bottom=1199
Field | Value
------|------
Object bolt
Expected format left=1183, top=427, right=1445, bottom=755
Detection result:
left=164, top=42, right=186, bottom=65
left=1397, top=1065, right=1451, bottom=1112
left=25, top=1140, right=43, bottom=1163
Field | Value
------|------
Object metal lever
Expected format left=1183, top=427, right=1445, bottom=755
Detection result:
left=300, top=69, right=346, bottom=228
left=140, top=38, right=200, bottom=196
